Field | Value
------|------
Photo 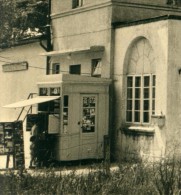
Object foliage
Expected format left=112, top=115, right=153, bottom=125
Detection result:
left=0, top=0, right=49, bottom=47
left=1, top=158, right=181, bottom=195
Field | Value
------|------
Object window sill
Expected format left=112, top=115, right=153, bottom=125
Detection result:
left=122, top=126, right=155, bottom=136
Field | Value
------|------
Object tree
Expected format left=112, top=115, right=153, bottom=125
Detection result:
left=0, top=0, right=49, bottom=48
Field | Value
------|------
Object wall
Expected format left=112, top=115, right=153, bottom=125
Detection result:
left=50, top=0, right=181, bottom=160
left=166, top=20, right=181, bottom=153
left=52, top=0, right=173, bottom=15
left=52, top=0, right=111, bottom=14
left=114, top=20, right=169, bottom=159
left=0, top=42, right=46, bottom=121
left=112, top=3, right=181, bottom=23
left=51, top=2, right=113, bottom=78
left=112, top=0, right=166, bottom=4
left=0, top=41, right=46, bottom=168
left=51, top=0, right=181, bottom=80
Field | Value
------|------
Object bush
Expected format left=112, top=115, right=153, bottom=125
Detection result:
left=0, top=158, right=181, bottom=195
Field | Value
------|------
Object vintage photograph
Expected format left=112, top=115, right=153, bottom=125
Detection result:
left=1, top=0, right=181, bottom=194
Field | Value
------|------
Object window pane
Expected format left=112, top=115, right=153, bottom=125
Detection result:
left=135, top=100, right=140, bottom=110
left=134, top=111, right=140, bottom=122
left=152, top=100, right=155, bottom=111
left=144, top=88, right=149, bottom=98
left=91, top=59, right=101, bottom=77
left=126, top=111, right=132, bottom=122
left=135, top=88, right=140, bottom=98
left=143, top=112, right=149, bottom=123
left=152, top=88, right=155, bottom=98
left=69, top=64, right=81, bottom=75
left=127, top=77, right=133, bottom=87
left=135, top=77, right=141, bottom=87
left=152, top=75, right=156, bottom=86
left=52, top=63, right=60, bottom=74
left=64, top=96, right=69, bottom=107
left=144, top=100, right=149, bottom=110
left=144, top=76, right=150, bottom=87
left=127, top=88, right=132, bottom=98
left=127, top=100, right=132, bottom=110
left=126, top=75, right=155, bottom=124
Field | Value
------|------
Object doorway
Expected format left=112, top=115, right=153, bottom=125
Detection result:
left=80, top=94, right=98, bottom=159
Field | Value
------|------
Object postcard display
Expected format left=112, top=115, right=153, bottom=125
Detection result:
left=37, top=74, right=111, bottom=161
left=0, top=121, right=24, bottom=168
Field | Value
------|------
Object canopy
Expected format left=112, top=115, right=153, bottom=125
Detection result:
left=3, top=96, right=60, bottom=108
left=39, top=46, right=105, bottom=57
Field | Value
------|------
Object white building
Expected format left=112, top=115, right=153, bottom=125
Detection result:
left=1, top=1, right=181, bottom=168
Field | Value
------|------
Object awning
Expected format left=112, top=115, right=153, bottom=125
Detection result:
left=3, top=96, right=60, bottom=108
left=39, top=46, right=105, bottom=57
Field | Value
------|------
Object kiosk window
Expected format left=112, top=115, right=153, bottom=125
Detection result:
left=50, top=88, right=60, bottom=96
left=38, top=100, right=60, bottom=114
left=63, top=95, right=69, bottom=133
left=82, top=96, right=96, bottom=133
left=39, top=87, right=60, bottom=114
left=39, top=88, right=48, bottom=96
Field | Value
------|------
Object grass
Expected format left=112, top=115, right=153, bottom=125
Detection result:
left=0, top=159, right=181, bottom=195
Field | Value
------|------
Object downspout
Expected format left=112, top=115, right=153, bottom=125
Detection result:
left=46, top=0, right=52, bottom=75
left=39, top=0, right=52, bottom=75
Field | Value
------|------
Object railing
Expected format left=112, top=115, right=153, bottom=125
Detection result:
left=17, top=93, right=37, bottom=122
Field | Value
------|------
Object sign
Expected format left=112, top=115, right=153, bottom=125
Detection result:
left=2, top=61, right=28, bottom=72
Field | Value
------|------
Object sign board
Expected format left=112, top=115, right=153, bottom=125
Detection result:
left=2, top=61, right=28, bottom=72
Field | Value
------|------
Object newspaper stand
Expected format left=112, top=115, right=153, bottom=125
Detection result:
left=34, top=74, right=111, bottom=161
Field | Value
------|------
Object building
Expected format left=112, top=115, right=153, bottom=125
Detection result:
left=114, top=15, right=181, bottom=160
left=0, top=37, right=46, bottom=168
left=1, top=0, right=181, bottom=168
left=46, top=0, right=181, bottom=160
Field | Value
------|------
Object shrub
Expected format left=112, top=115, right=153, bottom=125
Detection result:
left=0, top=158, right=181, bottom=195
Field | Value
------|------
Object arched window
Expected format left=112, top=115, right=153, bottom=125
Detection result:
left=126, top=38, right=156, bottom=124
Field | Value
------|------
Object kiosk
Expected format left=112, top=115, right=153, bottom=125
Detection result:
left=5, top=74, right=111, bottom=163
left=38, top=74, right=110, bottom=161
left=37, top=74, right=111, bottom=161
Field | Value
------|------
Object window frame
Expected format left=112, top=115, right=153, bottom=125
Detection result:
left=91, top=58, right=102, bottom=77
left=72, top=0, right=83, bottom=9
left=52, top=63, right=60, bottom=74
left=126, top=74, right=156, bottom=124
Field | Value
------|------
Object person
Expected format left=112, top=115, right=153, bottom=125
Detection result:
left=29, top=136, right=36, bottom=168
left=29, top=121, right=39, bottom=168
left=31, top=121, right=39, bottom=137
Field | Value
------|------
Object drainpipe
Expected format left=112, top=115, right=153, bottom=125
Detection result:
left=46, top=0, right=52, bottom=75
left=40, top=0, right=52, bottom=75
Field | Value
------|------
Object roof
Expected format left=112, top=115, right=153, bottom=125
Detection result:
left=0, top=35, right=46, bottom=49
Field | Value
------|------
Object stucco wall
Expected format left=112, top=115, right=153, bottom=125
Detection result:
left=112, top=3, right=181, bottom=23
left=166, top=20, right=181, bottom=151
left=115, top=0, right=166, bottom=4
left=52, top=0, right=111, bottom=14
left=0, top=41, right=46, bottom=168
left=52, top=0, right=172, bottom=15
left=51, top=4, right=113, bottom=78
left=0, top=42, right=46, bottom=121
left=114, top=20, right=169, bottom=159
